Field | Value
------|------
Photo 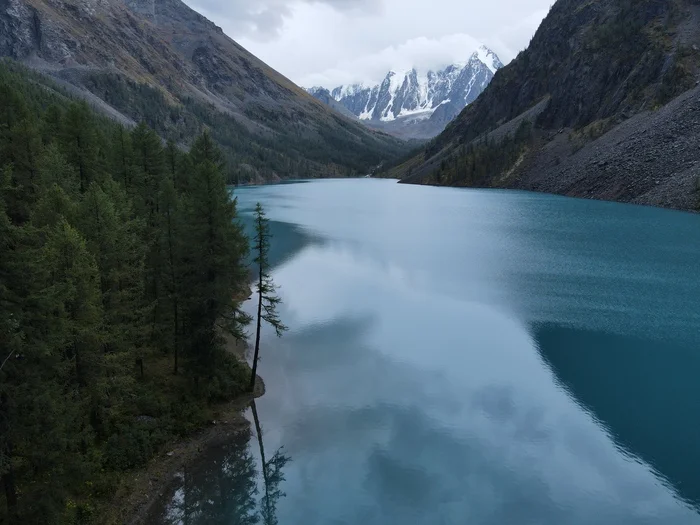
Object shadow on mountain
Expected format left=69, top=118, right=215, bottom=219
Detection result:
left=533, top=323, right=700, bottom=510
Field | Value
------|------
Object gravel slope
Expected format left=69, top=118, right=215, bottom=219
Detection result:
left=512, top=85, right=700, bottom=211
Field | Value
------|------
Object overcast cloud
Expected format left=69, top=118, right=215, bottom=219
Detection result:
left=184, top=0, right=553, bottom=87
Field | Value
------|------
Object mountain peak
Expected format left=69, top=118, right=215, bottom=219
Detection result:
left=306, top=47, right=503, bottom=139
left=475, top=45, right=503, bottom=74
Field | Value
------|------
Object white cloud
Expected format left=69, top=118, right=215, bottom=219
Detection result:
left=303, top=34, right=484, bottom=87
left=184, top=0, right=553, bottom=87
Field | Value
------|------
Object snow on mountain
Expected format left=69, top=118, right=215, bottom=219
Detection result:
left=306, top=46, right=503, bottom=139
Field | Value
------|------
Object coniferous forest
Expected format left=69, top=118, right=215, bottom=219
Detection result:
left=0, top=61, right=256, bottom=523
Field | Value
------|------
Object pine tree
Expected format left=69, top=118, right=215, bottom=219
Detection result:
left=110, top=125, right=135, bottom=190
left=78, top=181, right=146, bottom=349
left=60, top=103, right=100, bottom=193
left=0, top=63, right=259, bottom=521
left=131, top=122, right=167, bottom=349
left=131, top=123, right=164, bottom=215
left=31, top=183, right=77, bottom=229
left=189, top=129, right=224, bottom=170
left=42, top=218, right=103, bottom=388
left=159, top=174, right=183, bottom=374
left=1, top=215, right=97, bottom=522
left=37, top=143, right=79, bottom=195
left=165, top=139, right=179, bottom=178
left=0, top=165, right=21, bottom=519
left=249, top=203, right=286, bottom=393
left=179, top=135, right=250, bottom=384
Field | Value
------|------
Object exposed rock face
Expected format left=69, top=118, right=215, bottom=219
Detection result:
left=125, top=0, right=154, bottom=17
left=0, top=0, right=407, bottom=180
left=0, top=0, right=41, bottom=59
left=397, top=0, right=700, bottom=211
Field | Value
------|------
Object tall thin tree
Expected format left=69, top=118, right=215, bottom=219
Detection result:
left=249, top=203, right=286, bottom=392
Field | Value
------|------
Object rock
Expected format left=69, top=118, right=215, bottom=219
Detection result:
left=166, top=451, right=174, bottom=457
left=0, top=0, right=407, bottom=186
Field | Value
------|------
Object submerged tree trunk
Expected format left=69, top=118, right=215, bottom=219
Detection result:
left=251, top=400, right=272, bottom=521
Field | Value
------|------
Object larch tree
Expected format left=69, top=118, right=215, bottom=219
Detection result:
left=159, top=174, right=183, bottom=374
left=179, top=133, right=250, bottom=385
left=249, top=203, right=286, bottom=393
left=59, top=103, right=101, bottom=194
left=131, top=123, right=167, bottom=349
left=0, top=64, right=260, bottom=522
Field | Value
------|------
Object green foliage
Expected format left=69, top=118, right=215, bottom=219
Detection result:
left=0, top=60, right=253, bottom=523
left=250, top=203, right=287, bottom=392
left=179, top=133, right=251, bottom=380
left=431, top=120, right=535, bottom=187
left=81, top=71, right=408, bottom=184
left=253, top=204, right=287, bottom=337
left=104, top=423, right=168, bottom=471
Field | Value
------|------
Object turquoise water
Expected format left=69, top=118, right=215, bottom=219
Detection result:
left=152, top=179, right=700, bottom=524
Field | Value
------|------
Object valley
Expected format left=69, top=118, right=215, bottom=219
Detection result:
left=4, top=0, right=700, bottom=523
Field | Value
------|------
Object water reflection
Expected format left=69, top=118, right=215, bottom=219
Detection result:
left=534, top=323, right=700, bottom=510
left=238, top=216, right=323, bottom=270
left=154, top=430, right=259, bottom=524
left=168, top=180, right=700, bottom=524
left=151, top=402, right=290, bottom=525
left=251, top=400, right=291, bottom=525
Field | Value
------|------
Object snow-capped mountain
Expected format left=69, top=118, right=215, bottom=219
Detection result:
left=307, top=46, right=503, bottom=139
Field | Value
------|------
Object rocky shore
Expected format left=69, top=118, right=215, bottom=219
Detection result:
left=104, top=332, right=263, bottom=525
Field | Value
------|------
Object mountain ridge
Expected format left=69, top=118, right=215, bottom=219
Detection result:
left=307, top=46, right=503, bottom=139
left=389, top=0, right=700, bottom=211
left=0, top=0, right=409, bottom=182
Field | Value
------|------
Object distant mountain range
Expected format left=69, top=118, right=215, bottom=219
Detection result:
left=307, top=46, right=503, bottom=139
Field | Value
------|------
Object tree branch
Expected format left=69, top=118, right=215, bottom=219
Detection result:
left=0, top=349, right=15, bottom=373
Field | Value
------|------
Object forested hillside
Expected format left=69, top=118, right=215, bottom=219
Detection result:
left=0, top=0, right=409, bottom=183
left=0, top=60, right=254, bottom=523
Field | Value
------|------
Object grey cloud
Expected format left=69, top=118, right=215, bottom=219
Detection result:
left=185, top=0, right=552, bottom=85
left=188, top=0, right=380, bottom=41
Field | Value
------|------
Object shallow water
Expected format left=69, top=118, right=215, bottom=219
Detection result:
left=152, top=179, right=700, bottom=524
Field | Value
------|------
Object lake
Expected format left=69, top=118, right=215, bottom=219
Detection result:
left=151, top=179, right=700, bottom=524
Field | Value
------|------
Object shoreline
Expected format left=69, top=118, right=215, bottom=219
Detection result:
left=104, top=332, right=263, bottom=525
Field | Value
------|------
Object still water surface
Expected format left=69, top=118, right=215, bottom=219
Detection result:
left=152, top=179, right=700, bottom=524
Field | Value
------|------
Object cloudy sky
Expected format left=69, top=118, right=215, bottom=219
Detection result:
left=184, top=0, right=553, bottom=88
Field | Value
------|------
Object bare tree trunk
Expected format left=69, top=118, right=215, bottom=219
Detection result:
left=173, top=299, right=179, bottom=375
left=167, top=206, right=179, bottom=376
left=249, top=239, right=263, bottom=392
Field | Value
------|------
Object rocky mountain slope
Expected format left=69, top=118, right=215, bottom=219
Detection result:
left=391, top=0, right=700, bottom=211
left=307, top=47, right=502, bottom=140
left=0, top=0, right=408, bottom=182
